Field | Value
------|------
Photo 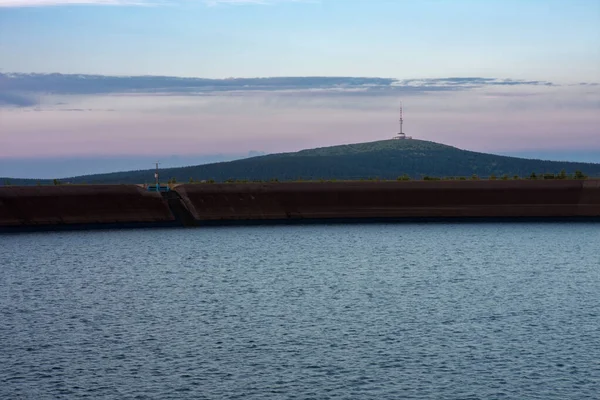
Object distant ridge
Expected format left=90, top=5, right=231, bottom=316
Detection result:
left=3, top=139, right=600, bottom=185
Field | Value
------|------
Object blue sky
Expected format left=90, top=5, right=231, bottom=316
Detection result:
left=1, top=0, right=599, bottom=81
left=0, top=0, right=599, bottom=178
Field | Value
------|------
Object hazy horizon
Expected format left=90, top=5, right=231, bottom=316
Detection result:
left=3, top=140, right=600, bottom=180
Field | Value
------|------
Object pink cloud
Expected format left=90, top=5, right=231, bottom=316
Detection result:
left=1, top=85, right=599, bottom=158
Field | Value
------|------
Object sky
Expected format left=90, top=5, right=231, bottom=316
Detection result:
left=0, top=0, right=599, bottom=178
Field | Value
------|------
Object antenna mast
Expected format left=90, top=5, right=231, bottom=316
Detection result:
left=399, top=101, right=403, bottom=135
left=393, top=100, right=412, bottom=140
left=155, top=161, right=160, bottom=187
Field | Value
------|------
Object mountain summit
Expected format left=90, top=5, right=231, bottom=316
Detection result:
left=4, top=139, right=600, bottom=185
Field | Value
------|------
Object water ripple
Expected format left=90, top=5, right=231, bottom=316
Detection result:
left=1, top=223, right=600, bottom=399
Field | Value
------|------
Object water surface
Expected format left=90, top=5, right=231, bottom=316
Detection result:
left=1, top=223, right=599, bottom=399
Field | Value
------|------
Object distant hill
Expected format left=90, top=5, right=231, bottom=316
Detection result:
left=3, top=139, right=600, bottom=185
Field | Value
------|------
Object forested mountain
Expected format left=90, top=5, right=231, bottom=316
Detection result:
left=3, top=139, right=600, bottom=185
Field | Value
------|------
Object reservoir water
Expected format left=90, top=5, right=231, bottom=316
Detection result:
left=1, top=223, right=599, bottom=399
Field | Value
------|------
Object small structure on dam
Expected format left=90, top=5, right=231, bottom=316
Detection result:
left=147, top=161, right=170, bottom=192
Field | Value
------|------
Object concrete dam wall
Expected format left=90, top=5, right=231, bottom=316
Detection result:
left=1, top=180, right=599, bottom=232
left=0, top=185, right=176, bottom=231
left=175, top=180, right=600, bottom=224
